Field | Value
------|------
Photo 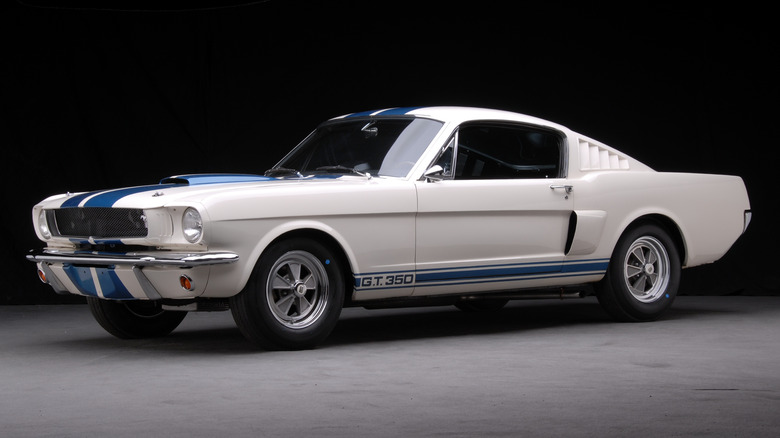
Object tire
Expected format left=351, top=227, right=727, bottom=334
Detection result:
left=455, top=299, right=509, bottom=312
left=230, top=238, right=345, bottom=350
left=596, top=223, right=680, bottom=322
left=87, top=297, right=187, bottom=339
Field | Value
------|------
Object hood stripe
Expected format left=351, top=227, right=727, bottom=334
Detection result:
left=160, top=174, right=273, bottom=185
left=82, top=184, right=176, bottom=208
left=60, top=185, right=168, bottom=208
left=57, top=174, right=272, bottom=208
left=60, top=191, right=95, bottom=208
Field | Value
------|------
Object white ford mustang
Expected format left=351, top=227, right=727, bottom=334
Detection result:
left=28, top=106, right=751, bottom=349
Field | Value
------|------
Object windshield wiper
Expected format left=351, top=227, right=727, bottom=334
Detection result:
left=315, top=165, right=372, bottom=179
left=264, top=167, right=304, bottom=178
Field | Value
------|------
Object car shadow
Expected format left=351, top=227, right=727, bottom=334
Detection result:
left=43, top=326, right=259, bottom=355
left=323, top=299, right=612, bottom=347
left=324, top=296, right=746, bottom=347
left=39, top=297, right=741, bottom=354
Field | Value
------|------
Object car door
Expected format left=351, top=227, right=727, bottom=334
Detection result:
left=414, top=122, right=574, bottom=296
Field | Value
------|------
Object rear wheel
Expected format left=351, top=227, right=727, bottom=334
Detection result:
left=596, top=224, right=680, bottom=322
left=87, top=297, right=187, bottom=339
left=230, top=238, right=345, bottom=350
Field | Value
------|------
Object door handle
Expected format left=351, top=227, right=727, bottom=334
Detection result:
left=549, top=184, right=573, bottom=194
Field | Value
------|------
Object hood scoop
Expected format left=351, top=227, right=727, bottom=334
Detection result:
left=159, top=174, right=274, bottom=186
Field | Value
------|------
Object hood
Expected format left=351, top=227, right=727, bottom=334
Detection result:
left=159, top=173, right=274, bottom=185
left=39, top=173, right=378, bottom=210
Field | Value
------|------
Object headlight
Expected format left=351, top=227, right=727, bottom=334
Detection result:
left=38, top=210, right=52, bottom=240
left=182, top=208, right=203, bottom=243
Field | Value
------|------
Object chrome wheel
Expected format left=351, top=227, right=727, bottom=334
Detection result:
left=596, top=224, right=680, bottom=322
left=231, top=237, right=345, bottom=349
left=623, top=236, right=670, bottom=303
left=266, top=250, right=330, bottom=329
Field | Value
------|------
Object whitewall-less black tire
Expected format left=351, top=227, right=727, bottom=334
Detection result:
left=87, top=297, right=187, bottom=339
left=596, top=223, right=681, bottom=322
left=230, top=238, right=345, bottom=350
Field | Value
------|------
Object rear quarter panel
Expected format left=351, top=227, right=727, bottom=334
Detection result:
left=573, top=170, right=750, bottom=267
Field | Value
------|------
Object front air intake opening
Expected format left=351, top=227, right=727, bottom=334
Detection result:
left=52, top=207, right=148, bottom=238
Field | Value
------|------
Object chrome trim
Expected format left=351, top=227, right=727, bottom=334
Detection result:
left=550, top=184, right=574, bottom=194
left=27, top=249, right=239, bottom=267
left=561, top=134, right=569, bottom=179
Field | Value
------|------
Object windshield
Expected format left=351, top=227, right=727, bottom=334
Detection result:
left=271, top=117, right=444, bottom=178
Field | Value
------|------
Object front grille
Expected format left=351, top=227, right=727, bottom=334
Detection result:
left=51, top=208, right=148, bottom=238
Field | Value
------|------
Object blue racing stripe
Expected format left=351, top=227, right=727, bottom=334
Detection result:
left=416, top=271, right=606, bottom=289
left=61, top=174, right=274, bottom=208
left=346, top=109, right=382, bottom=118
left=160, top=174, right=273, bottom=185
left=92, top=239, right=125, bottom=245
left=63, top=265, right=135, bottom=299
left=416, top=263, right=561, bottom=283
left=354, top=258, right=610, bottom=292
left=96, top=269, right=134, bottom=299
left=83, top=184, right=177, bottom=208
left=562, top=260, right=610, bottom=273
left=375, top=107, right=424, bottom=115
left=63, top=265, right=99, bottom=297
left=413, top=260, right=609, bottom=288
left=60, top=191, right=98, bottom=208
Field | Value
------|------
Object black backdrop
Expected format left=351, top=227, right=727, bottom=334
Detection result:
left=3, top=1, right=777, bottom=304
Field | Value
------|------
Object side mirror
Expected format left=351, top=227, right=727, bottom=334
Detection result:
left=423, top=165, right=445, bottom=182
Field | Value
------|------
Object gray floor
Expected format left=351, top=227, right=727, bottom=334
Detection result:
left=1, top=296, right=779, bottom=437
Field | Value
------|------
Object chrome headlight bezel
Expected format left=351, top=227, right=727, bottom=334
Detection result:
left=182, top=207, right=203, bottom=243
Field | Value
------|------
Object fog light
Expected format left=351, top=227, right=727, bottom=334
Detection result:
left=37, top=269, right=48, bottom=284
left=179, top=275, right=194, bottom=291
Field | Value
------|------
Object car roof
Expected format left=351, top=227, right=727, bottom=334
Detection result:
left=333, top=106, right=569, bottom=132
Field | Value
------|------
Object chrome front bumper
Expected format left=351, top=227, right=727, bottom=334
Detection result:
left=27, top=248, right=239, bottom=267
left=28, top=248, right=239, bottom=300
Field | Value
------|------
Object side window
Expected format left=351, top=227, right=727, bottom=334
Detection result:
left=453, top=123, right=563, bottom=180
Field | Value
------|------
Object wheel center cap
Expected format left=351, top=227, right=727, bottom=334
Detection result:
left=644, top=264, right=655, bottom=275
left=293, top=282, right=307, bottom=297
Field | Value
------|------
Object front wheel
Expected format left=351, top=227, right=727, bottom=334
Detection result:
left=87, top=297, right=187, bottom=339
left=230, top=238, right=345, bottom=350
left=596, top=224, right=681, bottom=322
